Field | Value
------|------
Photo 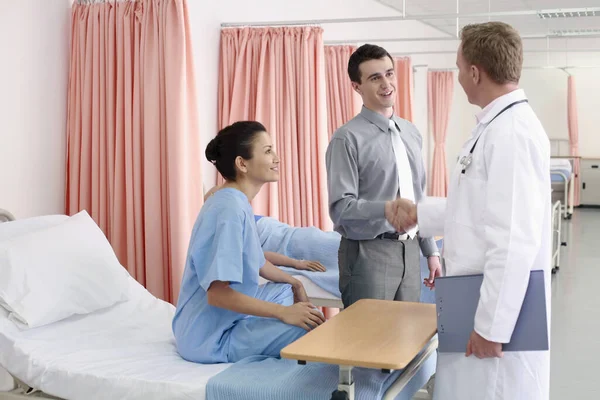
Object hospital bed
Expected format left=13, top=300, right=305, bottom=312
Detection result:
left=264, top=253, right=439, bottom=310
left=294, top=277, right=343, bottom=309
left=550, top=139, right=576, bottom=219
left=551, top=158, right=575, bottom=220
left=551, top=197, right=567, bottom=274
left=259, top=275, right=344, bottom=309
left=255, top=216, right=442, bottom=309
left=0, top=209, right=435, bottom=400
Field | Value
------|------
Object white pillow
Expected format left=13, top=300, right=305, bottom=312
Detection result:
left=0, top=210, right=130, bottom=329
left=0, top=214, right=69, bottom=242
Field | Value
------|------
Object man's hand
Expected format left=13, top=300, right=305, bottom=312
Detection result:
left=424, top=256, right=442, bottom=290
left=466, top=331, right=504, bottom=359
left=385, top=198, right=417, bottom=232
left=291, top=280, right=309, bottom=304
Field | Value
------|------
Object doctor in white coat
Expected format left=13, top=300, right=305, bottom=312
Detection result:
left=390, top=22, right=552, bottom=400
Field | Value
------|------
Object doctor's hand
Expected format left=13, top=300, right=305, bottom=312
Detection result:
left=385, top=199, right=417, bottom=232
left=466, top=331, right=504, bottom=359
left=279, top=302, right=326, bottom=331
left=424, top=256, right=442, bottom=290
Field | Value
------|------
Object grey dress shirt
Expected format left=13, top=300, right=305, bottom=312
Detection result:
left=325, top=106, right=439, bottom=257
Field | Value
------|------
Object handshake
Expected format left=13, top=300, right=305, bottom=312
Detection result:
left=385, top=198, right=418, bottom=233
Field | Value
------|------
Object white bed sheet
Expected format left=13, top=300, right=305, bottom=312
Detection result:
left=0, top=277, right=230, bottom=400
left=550, top=158, right=573, bottom=173
left=258, top=275, right=340, bottom=301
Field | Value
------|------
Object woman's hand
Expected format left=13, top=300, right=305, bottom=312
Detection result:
left=291, top=280, right=310, bottom=303
left=293, top=260, right=326, bottom=272
left=278, top=302, right=326, bottom=331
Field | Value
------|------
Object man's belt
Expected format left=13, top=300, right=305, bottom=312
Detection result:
left=375, top=232, right=409, bottom=241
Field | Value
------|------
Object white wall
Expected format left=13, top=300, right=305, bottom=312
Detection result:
left=0, top=0, right=71, bottom=219
left=569, top=68, right=600, bottom=159
left=409, top=50, right=600, bottom=175
left=8, top=1, right=594, bottom=215
left=186, top=0, right=446, bottom=192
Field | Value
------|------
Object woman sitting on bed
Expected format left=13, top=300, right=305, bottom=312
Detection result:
left=172, top=121, right=325, bottom=364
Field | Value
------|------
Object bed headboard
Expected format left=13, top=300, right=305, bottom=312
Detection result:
left=0, top=209, right=15, bottom=223
left=549, top=139, right=570, bottom=157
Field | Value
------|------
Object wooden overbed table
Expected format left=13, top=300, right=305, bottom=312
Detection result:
left=281, top=299, right=438, bottom=400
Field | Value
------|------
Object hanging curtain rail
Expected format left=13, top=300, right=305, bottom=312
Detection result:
left=76, top=0, right=136, bottom=4
left=413, top=64, right=600, bottom=71
left=392, top=48, right=600, bottom=56
left=324, top=33, right=600, bottom=45
left=220, top=7, right=600, bottom=27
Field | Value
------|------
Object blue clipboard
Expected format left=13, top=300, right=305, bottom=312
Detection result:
left=435, top=269, right=549, bottom=353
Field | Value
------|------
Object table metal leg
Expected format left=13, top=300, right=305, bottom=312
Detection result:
left=383, top=337, right=438, bottom=400
left=331, top=365, right=355, bottom=400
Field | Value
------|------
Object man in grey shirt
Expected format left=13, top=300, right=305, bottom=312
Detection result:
left=326, top=44, right=442, bottom=308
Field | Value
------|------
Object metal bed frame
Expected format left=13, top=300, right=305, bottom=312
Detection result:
left=550, top=139, right=576, bottom=220
left=551, top=200, right=567, bottom=274
left=548, top=140, right=572, bottom=275
left=311, top=297, right=345, bottom=309
left=0, top=208, right=433, bottom=400
left=551, top=168, right=575, bottom=220
left=0, top=210, right=15, bottom=223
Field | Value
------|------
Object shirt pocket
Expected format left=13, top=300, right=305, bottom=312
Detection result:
left=452, top=175, right=487, bottom=229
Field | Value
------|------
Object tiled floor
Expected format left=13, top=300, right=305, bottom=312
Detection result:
left=550, top=208, right=600, bottom=400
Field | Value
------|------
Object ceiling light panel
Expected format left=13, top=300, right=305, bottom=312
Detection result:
left=549, top=28, right=600, bottom=36
left=538, top=8, right=600, bottom=19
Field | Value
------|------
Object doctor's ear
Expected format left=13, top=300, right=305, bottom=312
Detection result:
left=471, top=66, right=481, bottom=84
left=352, top=82, right=362, bottom=95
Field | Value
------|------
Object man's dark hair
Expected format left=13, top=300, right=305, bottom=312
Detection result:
left=347, top=44, right=394, bottom=84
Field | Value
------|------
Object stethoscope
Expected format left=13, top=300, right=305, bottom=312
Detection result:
left=460, top=99, right=529, bottom=174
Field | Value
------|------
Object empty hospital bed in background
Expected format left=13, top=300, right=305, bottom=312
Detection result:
left=0, top=209, right=436, bottom=400
left=551, top=158, right=575, bottom=220
left=551, top=196, right=567, bottom=274
left=550, top=139, right=577, bottom=219
left=548, top=139, right=573, bottom=274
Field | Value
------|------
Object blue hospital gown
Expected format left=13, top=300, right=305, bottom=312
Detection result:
left=172, top=188, right=306, bottom=364
left=255, top=217, right=341, bottom=269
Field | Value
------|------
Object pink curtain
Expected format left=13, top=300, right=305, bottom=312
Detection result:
left=324, top=45, right=360, bottom=139
left=427, top=71, right=454, bottom=197
left=218, top=27, right=331, bottom=231
left=567, top=75, right=581, bottom=207
left=66, top=0, right=202, bottom=304
left=394, top=57, right=414, bottom=122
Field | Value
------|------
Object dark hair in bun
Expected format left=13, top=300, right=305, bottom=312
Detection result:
left=205, top=121, right=267, bottom=181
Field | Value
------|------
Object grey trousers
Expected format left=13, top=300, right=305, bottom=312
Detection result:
left=338, top=236, right=421, bottom=309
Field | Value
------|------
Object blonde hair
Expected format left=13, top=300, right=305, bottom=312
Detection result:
left=460, top=22, right=523, bottom=84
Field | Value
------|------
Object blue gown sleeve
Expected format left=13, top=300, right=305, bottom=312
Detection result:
left=193, top=211, right=245, bottom=292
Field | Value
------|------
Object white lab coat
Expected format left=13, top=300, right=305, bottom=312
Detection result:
left=418, top=89, right=551, bottom=400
